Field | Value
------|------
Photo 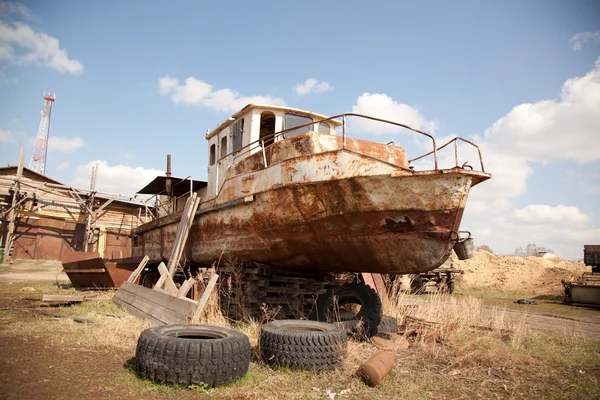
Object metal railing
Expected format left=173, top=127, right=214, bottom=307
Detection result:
left=215, top=113, right=485, bottom=173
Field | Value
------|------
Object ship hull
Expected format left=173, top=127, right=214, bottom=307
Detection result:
left=134, top=170, right=482, bottom=274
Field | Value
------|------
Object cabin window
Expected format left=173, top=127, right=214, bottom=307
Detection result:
left=209, top=144, right=216, bottom=165
left=284, top=113, right=313, bottom=138
left=318, top=122, right=330, bottom=134
left=220, top=136, right=228, bottom=158
left=259, top=111, right=276, bottom=147
left=232, top=118, right=244, bottom=152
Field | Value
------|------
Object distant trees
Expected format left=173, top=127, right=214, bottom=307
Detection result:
left=476, top=245, right=494, bottom=253
left=514, top=244, right=555, bottom=257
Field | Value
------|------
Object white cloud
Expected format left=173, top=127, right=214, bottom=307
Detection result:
left=511, top=204, right=591, bottom=225
left=158, top=76, right=285, bottom=112
left=73, top=160, right=163, bottom=196
left=48, top=136, right=84, bottom=152
left=295, top=78, right=333, bottom=96
left=350, top=93, right=437, bottom=134
left=484, top=59, right=600, bottom=164
left=571, top=31, right=600, bottom=51
left=0, top=20, right=83, bottom=74
left=56, top=162, right=69, bottom=170
left=0, top=2, right=32, bottom=20
left=0, top=128, right=17, bottom=143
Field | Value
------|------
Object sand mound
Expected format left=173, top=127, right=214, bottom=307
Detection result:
left=454, top=250, right=587, bottom=295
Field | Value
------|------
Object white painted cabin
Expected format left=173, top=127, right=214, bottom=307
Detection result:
left=203, top=104, right=339, bottom=200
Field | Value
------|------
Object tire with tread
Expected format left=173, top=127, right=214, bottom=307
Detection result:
left=135, top=324, right=250, bottom=388
left=259, top=320, right=347, bottom=371
left=311, top=283, right=382, bottom=337
left=336, top=314, right=398, bottom=337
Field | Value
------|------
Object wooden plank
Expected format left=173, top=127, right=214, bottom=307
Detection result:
left=153, top=262, right=169, bottom=289
left=42, top=294, right=85, bottom=303
left=127, top=255, right=149, bottom=283
left=166, top=194, right=200, bottom=277
left=191, top=274, right=219, bottom=322
left=177, top=278, right=196, bottom=298
left=155, top=262, right=178, bottom=295
left=113, top=281, right=196, bottom=325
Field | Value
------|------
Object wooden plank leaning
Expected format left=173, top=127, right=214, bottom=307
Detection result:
left=191, top=273, right=219, bottom=323
left=166, top=193, right=200, bottom=277
left=127, top=255, right=150, bottom=284
left=155, top=262, right=178, bottom=296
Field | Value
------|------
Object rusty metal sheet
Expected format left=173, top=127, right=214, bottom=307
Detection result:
left=105, top=229, right=131, bottom=260
left=12, top=217, right=38, bottom=259
left=61, top=252, right=114, bottom=289
left=33, top=217, right=65, bottom=260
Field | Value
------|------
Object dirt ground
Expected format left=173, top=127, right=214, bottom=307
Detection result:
left=0, top=258, right=598, bottom=399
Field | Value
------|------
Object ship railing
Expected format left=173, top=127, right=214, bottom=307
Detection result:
left=220, top=113, right=485, bottom=173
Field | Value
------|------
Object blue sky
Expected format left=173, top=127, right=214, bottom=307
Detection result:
left=1, top=0, right=599, bottom=259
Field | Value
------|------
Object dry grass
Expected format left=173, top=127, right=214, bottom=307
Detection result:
left=1, top=278, right=599, bottom=399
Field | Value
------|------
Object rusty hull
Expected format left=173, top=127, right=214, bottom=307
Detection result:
left=133, top=131, right=490, bottom=275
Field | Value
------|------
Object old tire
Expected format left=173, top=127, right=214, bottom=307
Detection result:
left=410, top=276, right=427, bottom=294
left=259, top=320, right=347, bottom=371
left=311, top=283, right=382, bottom=337
left=374, top=315, right=398, bottom=334
left=135, top=324, right=250, bottom=388
left=337, top=314, right=398, bottom=337
left=446, top=281, right=455, bottom=294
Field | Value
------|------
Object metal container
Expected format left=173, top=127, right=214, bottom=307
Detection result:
left=357, top=351, right=395, bottom=387
left=454, top=237, right=474, bottom=260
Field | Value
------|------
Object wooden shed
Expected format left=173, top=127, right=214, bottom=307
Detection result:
left=0, top=166, right=152, bottom=261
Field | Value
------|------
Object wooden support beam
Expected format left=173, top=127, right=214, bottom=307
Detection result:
left=177, top=277, right=196, bottom=298
left=154, top=262, right=178, bottom=296
left=127, top=255, right=149, bottom=284
left=191, top=273, right=219, bottom=322
left=166, top=193, right=200, bottom=277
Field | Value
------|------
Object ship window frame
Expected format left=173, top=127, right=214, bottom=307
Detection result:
left=232, top=118, right=244, bottom=152
left=220, top=135, right=228, bottom=158
left=209, top=143, right=216, bottom=165
left=318, top=121, right=331, bottom=134
left=284, top=113, right=313, bottom=138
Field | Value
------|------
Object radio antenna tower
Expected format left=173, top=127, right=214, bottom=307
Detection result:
left=29, top=92, right=56, bottom=175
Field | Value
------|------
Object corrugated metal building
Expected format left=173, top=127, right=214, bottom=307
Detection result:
left=0, top=166, right=151, bottom=261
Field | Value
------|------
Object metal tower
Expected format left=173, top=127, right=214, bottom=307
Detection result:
left=29, top=92, right=56, bottom=175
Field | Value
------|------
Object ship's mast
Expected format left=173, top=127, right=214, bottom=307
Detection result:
left=29, top=92, right=56, bottom=175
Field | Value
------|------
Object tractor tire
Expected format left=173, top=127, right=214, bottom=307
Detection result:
left=410, top=276, right=427, bottom=294
left=259, top=320, right=347, bottom=371
left=336, top=314, right=398, bottom=338
left=374, top=315, right=398, bottom=334
left=446, top=281, right=455, bottom=294
left=135, top=324, right=250, bottom=388
left=311, top=283, right=382, bottom=337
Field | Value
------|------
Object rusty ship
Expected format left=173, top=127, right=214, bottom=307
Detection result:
left=132, top=104, right=490, bottom=276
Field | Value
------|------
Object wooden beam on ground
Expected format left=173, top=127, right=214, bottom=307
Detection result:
left=42, top=294, right=85, bottom=303
left=127, top=255, right=149, bottom=284
left=191, top=273, right=219, bottom=323
left=113, top=281, right=197, bottom=325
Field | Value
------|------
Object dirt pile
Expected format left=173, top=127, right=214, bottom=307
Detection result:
left=454, top=250, right=587, bottom=295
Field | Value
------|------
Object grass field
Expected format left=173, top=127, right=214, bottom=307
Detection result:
left=0, top=278, right=598, bottom=400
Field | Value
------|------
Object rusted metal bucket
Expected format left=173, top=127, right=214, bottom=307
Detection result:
left=453, top=232, right=474, bottom=260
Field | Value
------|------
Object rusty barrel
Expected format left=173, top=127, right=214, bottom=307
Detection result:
left=357, top=351, right=395, bottom=387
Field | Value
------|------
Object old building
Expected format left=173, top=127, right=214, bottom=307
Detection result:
left=0, top=166, right=152, bottom=261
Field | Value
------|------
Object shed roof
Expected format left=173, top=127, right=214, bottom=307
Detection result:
left=137, top=176, right=207, bottom=197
